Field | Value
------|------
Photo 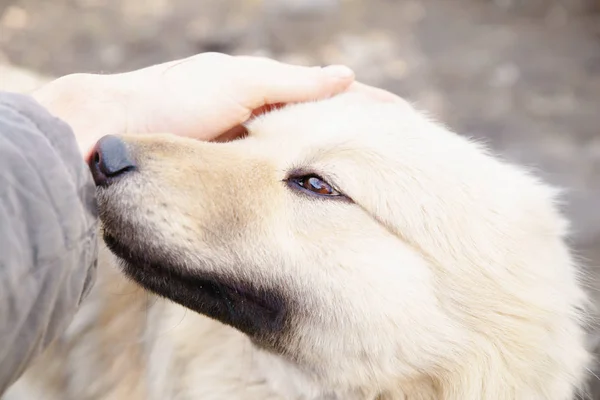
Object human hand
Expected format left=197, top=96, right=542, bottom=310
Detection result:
left=33, top=53, right=356, bottom=159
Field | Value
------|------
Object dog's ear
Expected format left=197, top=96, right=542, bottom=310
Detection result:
left=359, top=105, right=589, bottom=398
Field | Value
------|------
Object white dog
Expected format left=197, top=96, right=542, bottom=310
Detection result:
left=6, top=92, right=592, bottom=399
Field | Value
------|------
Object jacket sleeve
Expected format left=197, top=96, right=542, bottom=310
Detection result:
left=0, top=92, right=99, bottom=393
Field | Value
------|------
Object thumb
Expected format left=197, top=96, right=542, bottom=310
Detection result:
left=236, top=57, right=355, bottom=109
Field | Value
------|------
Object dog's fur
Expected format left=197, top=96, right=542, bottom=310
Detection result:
left=6, top=92, right=592, bottom=399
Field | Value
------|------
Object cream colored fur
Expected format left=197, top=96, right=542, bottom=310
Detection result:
left=5, top=93, right=592, bottom=399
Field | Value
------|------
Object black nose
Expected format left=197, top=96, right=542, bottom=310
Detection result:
left=89, top=135, right=136, bottom=187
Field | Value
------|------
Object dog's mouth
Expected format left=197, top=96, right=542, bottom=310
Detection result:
left=103, top=232, right=288, bottom=345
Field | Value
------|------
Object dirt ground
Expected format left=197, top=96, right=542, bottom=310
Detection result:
left=1, top=0, right=600, bottom=396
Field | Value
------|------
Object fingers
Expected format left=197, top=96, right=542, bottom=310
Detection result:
left=237, top=56, right=355, bottom=109
left=216, top=78, right=406, bottom=144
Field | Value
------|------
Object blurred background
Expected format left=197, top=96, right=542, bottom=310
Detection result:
left=1, top=0, right=600, bottom=396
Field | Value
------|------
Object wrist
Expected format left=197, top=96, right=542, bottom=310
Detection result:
left=32, top=73, right=130, bottom=159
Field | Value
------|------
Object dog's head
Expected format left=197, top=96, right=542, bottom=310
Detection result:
left=90, top=93, right=590, bottom=398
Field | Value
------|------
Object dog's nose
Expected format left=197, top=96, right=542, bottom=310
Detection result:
left=89, top=135, right=136, bottom=187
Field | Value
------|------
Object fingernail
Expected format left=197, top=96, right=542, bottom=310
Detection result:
left=322, top=65, right=355, bottom=80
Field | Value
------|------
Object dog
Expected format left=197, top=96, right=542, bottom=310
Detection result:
left=5, top=92, right=592, bottom=399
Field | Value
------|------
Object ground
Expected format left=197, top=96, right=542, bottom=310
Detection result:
left=1, top=0, right=600, bottom=396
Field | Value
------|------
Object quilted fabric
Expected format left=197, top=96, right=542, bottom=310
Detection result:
left=0, top=92, right=98, bottom=394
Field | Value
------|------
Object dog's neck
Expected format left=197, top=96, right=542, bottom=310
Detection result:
left=151, top=297, right=442, bottom=400
left=254, top=350, right=374, bottom=400
left=152, top=298, right=391, bottom=400
left=252, top=346, right=439, bottom=400
left=253, top=349, right=331, bottom=399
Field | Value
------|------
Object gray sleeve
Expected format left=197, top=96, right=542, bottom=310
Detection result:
left=0, top=92, right=99, bottom=394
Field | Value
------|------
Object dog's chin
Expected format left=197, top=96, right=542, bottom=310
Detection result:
left=102, top=232, right=289, bottom=347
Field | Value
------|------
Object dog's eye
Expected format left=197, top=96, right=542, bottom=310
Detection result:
left=290, top=175, right=341, bottom=197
